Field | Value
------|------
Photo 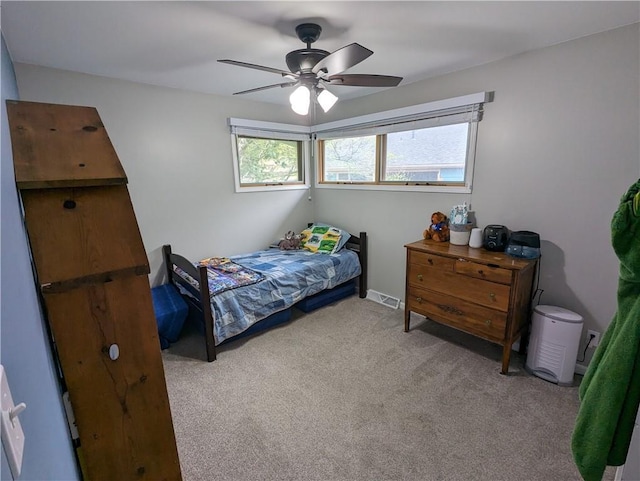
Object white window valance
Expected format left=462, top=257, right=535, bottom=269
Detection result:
left=228, top=118, right=311, bottom=141
left=313, top=91, right=491, bottom=139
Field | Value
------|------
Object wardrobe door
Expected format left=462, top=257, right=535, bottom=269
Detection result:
left=20, top=185, right=149, bottom=290
left=44, top=276, right=181, bottom=480
left=8, top=100, right=126, bottom=189
left=7, top=100, right=183, bottom=480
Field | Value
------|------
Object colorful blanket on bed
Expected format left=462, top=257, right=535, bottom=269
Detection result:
left=174, top=257, right=264, bottom=296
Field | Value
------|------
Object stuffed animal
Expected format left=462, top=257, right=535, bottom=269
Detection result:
left=423, top=212, right=450, bottom=242
left=278, top=230, right=302, bottom=250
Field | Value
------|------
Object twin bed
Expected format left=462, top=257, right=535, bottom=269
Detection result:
left=162, top=228, right=367, bottom=361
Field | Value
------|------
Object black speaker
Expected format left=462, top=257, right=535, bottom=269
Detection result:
left=483, top=225, right=509, bottom=251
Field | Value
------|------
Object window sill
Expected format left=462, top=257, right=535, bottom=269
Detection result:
left=314, top=183, right=472, bottom=194
left=235, top=184, right=310, bottom=193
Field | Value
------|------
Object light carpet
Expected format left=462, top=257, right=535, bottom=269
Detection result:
left=162, top=296, right=616, bottom=481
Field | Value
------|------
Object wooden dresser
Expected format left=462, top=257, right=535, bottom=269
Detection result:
left=404, top=239, right=537, bottom=374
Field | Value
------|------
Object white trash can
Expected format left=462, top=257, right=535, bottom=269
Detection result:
left=525, top=305, right=584, bottom=386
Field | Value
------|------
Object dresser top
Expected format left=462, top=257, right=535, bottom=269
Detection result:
left=405, top=239, right=536, bottom=270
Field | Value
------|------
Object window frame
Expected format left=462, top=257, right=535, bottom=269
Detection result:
left=316, top=123, right=477, bottom=191
left=227, top=92, right=491, bottom=194
left=229, top=118, right=312, bottom=193
left=313, top=92, right=490, bottom=194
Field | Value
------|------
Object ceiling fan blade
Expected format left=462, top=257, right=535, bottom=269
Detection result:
left=232, top=82, right=298, bottom=95
left=312, top=43, right=373, bottom=76
left=218, top=59, right=297, bottom=79
left=325, top=74, right=403, bottom=87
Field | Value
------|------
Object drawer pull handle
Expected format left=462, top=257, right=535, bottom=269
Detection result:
left=416, top=297, right=423, bottom=304
left=437, top=304, right=463, bottom=316
left=417, top=274, right=423, bottom=281
left=485, top=319, right=492, bottom=326
left=427, top=258, right=433, bottom=265
left=489, top=292, right=496, bottom=299
left=477, top=269, right=484, bottom=275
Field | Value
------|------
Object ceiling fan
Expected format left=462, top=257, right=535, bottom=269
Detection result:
left=218, top=23, right=403, bottom=115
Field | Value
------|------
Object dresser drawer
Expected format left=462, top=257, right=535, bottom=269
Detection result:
left=409, top=251, right=455, bottom=271
left=407, top=253, right=454, bottom=289
left=407, top=286, right=507, bottom=341
left=416, top=268, right=511, bottom=312
left=455, top=259, right=512, bottom=285
left=407, top=263, right=432, bottom=289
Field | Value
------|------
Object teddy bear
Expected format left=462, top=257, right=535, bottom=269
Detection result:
left=423, top=212, right=450, bottom=242
left=278, top=230, right=302, bottom=250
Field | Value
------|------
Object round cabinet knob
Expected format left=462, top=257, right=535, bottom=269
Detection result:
left=489, top=292, right=496, bottom=299
left=417, top=274, right=423, bottom=281
left=109, top=344, right=120, bottom=361
left=427, top=259, right=433, bottom=265
left=477, top=269, right=484, bottom=275
left=416, top=297, right=423, bottom=304
left=485, top=319, right=492, bottom=326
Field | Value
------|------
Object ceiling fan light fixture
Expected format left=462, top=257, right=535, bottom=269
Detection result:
left=221, top=23, right=403, bottom=111
left=317, top=88, right=338, bottom=113
left=289, top=85, right=310, bottom=115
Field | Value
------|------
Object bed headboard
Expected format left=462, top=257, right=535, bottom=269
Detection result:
left=305, top=223, right=367, bottom=298
left=348, top=232, right=367, bottom=298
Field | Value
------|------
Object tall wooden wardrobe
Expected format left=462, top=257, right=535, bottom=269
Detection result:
left=7, top=100, right=182, bottom=480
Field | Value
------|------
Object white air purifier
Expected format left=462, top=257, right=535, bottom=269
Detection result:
left=525, top=305, right=584, bottom=386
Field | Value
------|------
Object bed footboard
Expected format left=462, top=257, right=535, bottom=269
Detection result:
left=162, top=245, right=217, bottom=361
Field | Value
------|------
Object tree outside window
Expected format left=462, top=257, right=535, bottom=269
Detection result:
left=237, top=136, right=303, bottom=185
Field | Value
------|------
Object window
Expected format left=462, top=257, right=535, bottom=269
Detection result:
left=321, top=124, right=469, bottom=184
left=229, top=118, right=311, bottom=192
left=228, top=93, right=491, bottom=193
left=384, top=123, right=469, bottom=182
left=322, top=135, right=376, bottom=182
left=315, top=92, right=491, bottom=193
left=236, top=136, right=303, bottom=185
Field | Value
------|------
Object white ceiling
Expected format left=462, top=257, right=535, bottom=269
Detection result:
left=2, top=1, right=639, bottom=106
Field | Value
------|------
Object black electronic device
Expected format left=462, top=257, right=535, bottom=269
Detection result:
left=505, top=231, right=541, bottom=259
left=482, top=225, right=509, bottom=252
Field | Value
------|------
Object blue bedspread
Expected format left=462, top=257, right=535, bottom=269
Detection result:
left=177, top=248, right=361, bottom=344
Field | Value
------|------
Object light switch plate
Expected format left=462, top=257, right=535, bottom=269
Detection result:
left=1, top=365, right=25, bottom=479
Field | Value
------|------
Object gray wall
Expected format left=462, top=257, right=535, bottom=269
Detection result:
left=0, top=34, right=80, bottom=481
left=314, top=23, right=640, bottom=349
left=12, top=66, right=314, bottom=286
left=10, top=24, right=640, bottom=358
